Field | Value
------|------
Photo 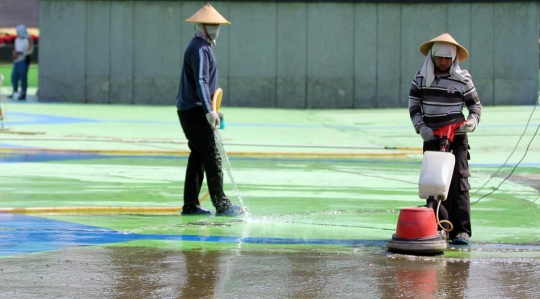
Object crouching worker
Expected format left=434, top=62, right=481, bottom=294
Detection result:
left=175, top=4, right=244, bottom=216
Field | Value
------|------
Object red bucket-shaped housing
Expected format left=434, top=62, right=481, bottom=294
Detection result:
left=395, top=207, right=438, bottom=239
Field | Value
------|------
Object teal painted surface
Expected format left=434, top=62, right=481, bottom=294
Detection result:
left=0, top=103, right=538, bottom=251
left=37, top=1, right=539, bottom=106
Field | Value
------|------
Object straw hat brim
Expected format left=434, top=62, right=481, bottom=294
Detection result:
left=419, top=33, right=469, bottom=62
left=186, top=4, right=231, bottom=25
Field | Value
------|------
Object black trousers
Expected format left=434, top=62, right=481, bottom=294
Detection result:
left=177, top=107, right=231, bottom=213
left=424, top=134, right=472, bottom=239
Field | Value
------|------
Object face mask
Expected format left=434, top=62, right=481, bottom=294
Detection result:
left=194, top=24, right=220, bottom=45
left=203, top=25, right=220, bottom=41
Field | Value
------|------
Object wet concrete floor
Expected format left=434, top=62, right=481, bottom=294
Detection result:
left=1, top=245, right=540, bottom=299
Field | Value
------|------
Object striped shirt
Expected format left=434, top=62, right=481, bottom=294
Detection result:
left=408, top=70, right=482, bottom=134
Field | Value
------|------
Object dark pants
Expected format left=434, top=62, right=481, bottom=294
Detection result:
left=11, top=60, right=29, bottom=96
left=177, top=107, right=231, bottom=213
left=424, top=134, right=472, bottom=239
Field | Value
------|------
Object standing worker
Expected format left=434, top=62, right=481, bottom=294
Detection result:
left=408, top=33, right=482, bottom=245
left=176, top=4, right=244, bottom=216
left=9, top=24, right=33, bottom=101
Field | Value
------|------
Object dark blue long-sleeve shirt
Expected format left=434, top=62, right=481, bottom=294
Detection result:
left=176, top=37, right=218, bottom=113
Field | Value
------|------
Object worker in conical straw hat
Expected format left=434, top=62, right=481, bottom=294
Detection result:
left=408, top=33, right=482, bottom=245
left=175, top=4, right=244, bottom=217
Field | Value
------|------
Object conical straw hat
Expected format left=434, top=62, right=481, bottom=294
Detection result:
left=186, top=4, right=230, bottom=25
left=419, top=33, right=469, bottom=62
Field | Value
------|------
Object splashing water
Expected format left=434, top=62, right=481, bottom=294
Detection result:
left=214, top=129, right=249, bottom=216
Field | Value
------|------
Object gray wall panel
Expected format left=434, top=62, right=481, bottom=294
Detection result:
left=229, top=2, right=276, bottom=107
left=470, top=4, right=494, bottom=106
left=110, top=1, right=134, bottom=105
left=354, top=4, right=377, bottom=108
left=176, top=2, right=203, bottom=107
left=400, top=4, right=447, bottom=108
left=377, top=4, right=401, bottom=108
left=39, top=1, right=86, bottom=102
left=133, top=2, right=183, bottom=105
left=210, top=2, right=231, bottom=107
left=307, top=3, right=354, bottom=108
left=38, top=1, right=539, bottom=108
left=86, top=1, right=110, bottom=104
left=448, top=3, right=472, bottom=71
left=276, top=3, right=307, bottom=108
left=494, top=2, right=538, bottom=105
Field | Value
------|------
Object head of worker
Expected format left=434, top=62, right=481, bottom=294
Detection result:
left=418, top=33, right=469, bottom=87
left=16, top=24, right=29, bottom=39
left=186, top=4, right=230, bottom=46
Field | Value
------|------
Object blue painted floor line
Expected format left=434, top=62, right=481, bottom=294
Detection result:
left=2, top=151, right=539, bottom=167
left=6, top=111, right=98, bottom=125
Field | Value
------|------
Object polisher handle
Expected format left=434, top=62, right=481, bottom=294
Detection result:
left=432, top=120, right=465, bottom=143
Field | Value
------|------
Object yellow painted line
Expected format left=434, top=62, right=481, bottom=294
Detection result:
left=0, top=147, right=191, bottom=155
left=0, top=192, right=210, bottom=214
left=0, top=206, right=183, bottom=214
left=0, top=147, right=422, bottom=157
left=0, top=129, right=46, bottom=135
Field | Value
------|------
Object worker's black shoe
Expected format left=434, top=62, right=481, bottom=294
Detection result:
left=452, top=232, right=470, bottom=245
left=18, top=94, right=26, bottom=100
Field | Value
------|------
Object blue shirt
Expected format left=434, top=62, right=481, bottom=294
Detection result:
left=176, top=37, right=218, bottom=112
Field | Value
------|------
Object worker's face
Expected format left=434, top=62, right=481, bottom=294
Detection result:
left=434, top=56, right=452, bottom=73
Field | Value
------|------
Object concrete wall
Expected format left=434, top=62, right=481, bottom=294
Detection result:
left=38, top=1, right=539, bottom=107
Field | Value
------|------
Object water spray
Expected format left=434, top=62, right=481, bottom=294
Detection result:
left=211, top=88, right=248, bottom=216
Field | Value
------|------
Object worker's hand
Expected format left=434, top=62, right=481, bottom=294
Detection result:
left=419, top=126, right=434, bottom=141
left=206, top=111, right=220, bottom=129
left=459, top=119, right=477, bottom=133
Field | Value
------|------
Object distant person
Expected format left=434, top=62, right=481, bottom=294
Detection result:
left=408, top=33, right=482, bottom=245
left=8, top=24, right=33, bottom=101
left=175, top=4, right=244, bottom=216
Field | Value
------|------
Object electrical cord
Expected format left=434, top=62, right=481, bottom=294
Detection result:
left=435, top=199, right=453, bottom=232
left=471, top=94, right=540, bottom=205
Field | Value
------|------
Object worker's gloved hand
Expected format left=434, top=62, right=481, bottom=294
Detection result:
left=206, top=111, right=220, bottom=129
left=459, top=119, right=477, bottom=133
left=419, top=126, right=434, bottom=141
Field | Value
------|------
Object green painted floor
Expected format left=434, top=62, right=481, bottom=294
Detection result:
left=0, top=99, right=539, bottom=298
left=1, top=99, right=539, bottom=247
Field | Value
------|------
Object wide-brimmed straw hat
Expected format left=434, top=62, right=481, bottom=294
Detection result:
left=419, top=33, right=469, bottom=62
left=186, top=4, right=230, bottom=25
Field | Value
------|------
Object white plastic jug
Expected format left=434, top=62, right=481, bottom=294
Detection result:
left=418, top=151, right=455, bottom=201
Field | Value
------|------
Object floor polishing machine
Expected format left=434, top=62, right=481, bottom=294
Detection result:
left=386, top=121, right=464, bottom=255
